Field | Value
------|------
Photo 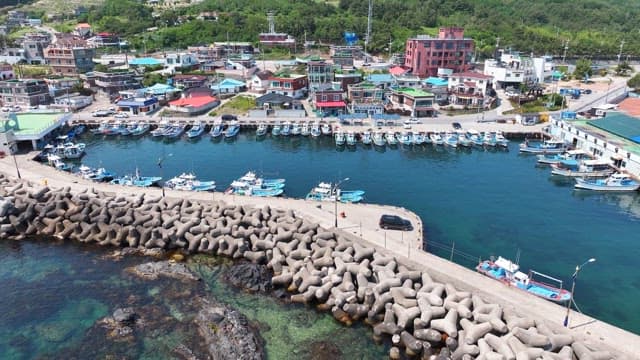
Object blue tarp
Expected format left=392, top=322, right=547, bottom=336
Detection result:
left=424, top=77, right=448, bottom=87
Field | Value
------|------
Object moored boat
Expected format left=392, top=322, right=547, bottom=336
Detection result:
left=110, top=172, right=162, bottom=187
left=397, top=131, right=412, bottom=146
left=429, top=132, right=444, bottom=145
left=305, top=182, right=365, bottom=203
left=361, top=130, right=372, bottom=145
left=412, top=132, right=425, bottom=145
left=256, top=123, right=268, bottom=137
left=271, top=122, right=282, bottom=136
left=300, top=123, right=310, bottom=136
left=444, top=132, right=458, bottom=148
left=224, top=121, right=240, bottom=138
left=321, top=123, right=332, bottom=136
left=537, top=149, right=591, bottom=165
left=209, top=121, right=224, bottom=138
left=165, top=172, right=216, bottom=191
left=291, top=123, right=301, bottom=136
left=477, top=256, right=571, bottom=303
left=130, top=123, right=150, bottom=136
left=281, top=122, right=291, bottom=136
left=372, top=131, right=386, bottom=147
left=519, top=139, right=567, bottom=154
left=385, top=131, right=398, bottom=146
left=226, top=171, right=286, bottom=197
left=346, top=131, right=357, bottom=146
left=550, top=159, right=613, bottom=178
left=186, top=121, right=205, bottom=138
left=334, top=129, right=346, bottom=146
left=310, top=123, right=321, bottom=137
left=47, top=154, right=73, bottom=171
left=574, top=173, right=640, bottom=192
left=494, top=131, right=509, bottom=147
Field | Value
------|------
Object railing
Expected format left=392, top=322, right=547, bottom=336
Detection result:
left=424, top=239, right=482, bottom=268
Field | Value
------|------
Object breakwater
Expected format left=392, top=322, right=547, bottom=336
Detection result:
left=0, top=173, right=623, bottom=360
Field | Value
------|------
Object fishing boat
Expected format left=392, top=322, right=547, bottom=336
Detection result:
left=300, top=123, right=310, bottom=136
left=483, top=132, right=497, bottom=147
left=346, top=131, right=357, bottom=146
left=226, top=171, right=285, bottom=197
left=281, top=122, right=291, bottom=136
left=310, top=123, right=321, bottom=137
left=62, top=142, right=86, bottom=159
left=444, top=133, right=458, bottom=148
left=110, top=171, right=162, bottom=187
left=224, top=121, right=240, bottom=138
left=186, top=121, right=205, bottom=138
left=537, top=149, right=592, bottom=165
left=334, top=129, right=346, bottom=146
left=361, top=130, right=372, bottom=145
left=397, top=132, right=412, bottom=146
left=412, top=132, right=425, bottom=145
left=467, top=129, right=485, bottom=147
left=90, top=122, right=110, bottom=135
left=550, top=159, right=613, bottom=178
left=429, top=132, right=444, bottom=145
left=291, top=123, right=302, bottom=136
left=164, top=124, right=186, bottom=139
left=165, top=172, right=216, bottom=192
left=47, top=154, right=73, bottom=171
left=386, top=131, right=398, bottom=146
left=477, top=256, right=571, bottom=303
left=574, top=173, right=640, bottom=191
left=151, top=124, right=169, bottom=137
left=130, top=123, right=150, bottom=136
left=457, top=131, right=472, bottom=148
left=87, top=168, right=116, bottom=182
left=495, top=131, right=509, bottom=147
left=373, top=131, right=386, bottom=147
left=272, top=122, right=282, bottom=136
left=256, top=123, right=268, bottom=137
left=305, top=182, right=365, bottom=203
left=209, top=121, right=224, bottom=138
left=321, top=123, right=332, bottom=136
left=519, top=139, right=567, bottom=154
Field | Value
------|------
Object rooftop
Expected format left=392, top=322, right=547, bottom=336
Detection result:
left=169, top=95, right=218, bottom=108
left=451, top=71, right=493, bottom=80
left=394, top=87, right=434, bottom=97
left=3, top=113, right=63, bottom=136
left=129, top=57, right=163, bottom=66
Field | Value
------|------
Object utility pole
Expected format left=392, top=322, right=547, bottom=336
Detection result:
left=388, top=37, right=392, bottom=60
left=364, top=0, right=372, bottom=57
left=562, top=40, right=569, bottom=64
left=617, top=40, right=625, bottom=65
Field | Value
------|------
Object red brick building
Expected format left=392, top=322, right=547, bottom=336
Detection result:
left=404, top=27, right=474, bottom=77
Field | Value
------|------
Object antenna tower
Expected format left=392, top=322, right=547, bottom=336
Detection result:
left=267, top=11, right=275, bottom=34
left=365, top=0, right=372, bottom=53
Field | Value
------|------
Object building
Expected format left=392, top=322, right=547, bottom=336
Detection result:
left=307, top=61, right=334, bottom=89
left=331, top=51, right=355, bottom=67
left=87, top=32, right=120, bottom=47
left=387, top=87, right=435, bottom=117
left=1, top=111, right=72, bottom=151
left=188, top=43, right=254, bottom=64
left=210, top=78, right=246, bottom=94
left=404, top=27, right=475, bottom=77
left=250, top=70, right=273, bottom=93
left=21, top=32, right=51, bottom=64
left=81, top=70, right=141, bottom=95
left=0, top=79, right=52, bottom=107
left=0, top=64, right=14, bottom=81
left=267, top=73, right=308, bottom=99
left=75, top=23, right=92, bottom=38
left=44, top=35, right=96, bottom=76
left=366, top=74, right=395, bottom=90
left=329, top=45, right=363, bottom=60
left=116, top=96, right=159, bottom=115
left=483, top=50, right=536, bottom=89
left=172, top=74, right=208, bottom=89
left=447, top=72, right=494, bottom=108
left=164, top=52, right=198, bottom=71
left=347, top=82, right=385, bottom=116
left=53, top=93, right=93, bottom=110
left=168, top=93, right=219, bottom=115
left=333, top=69, right=362, bottom=92
left=259, top=12, right=295, bottom=48
left=312, top=87, right=346, bottom=116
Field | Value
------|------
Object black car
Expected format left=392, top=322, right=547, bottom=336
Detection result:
left=221, top=114, right=238, bottom=121
left=379, top=215, right=412, bottom=231
left=452, top=122, right=462, bottom=130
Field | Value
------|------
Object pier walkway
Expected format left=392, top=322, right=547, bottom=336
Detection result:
left=1, top=154, right=639, bottom=359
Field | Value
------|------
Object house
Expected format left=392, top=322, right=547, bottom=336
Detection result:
left=197, top=11, right=219, bottom=21
left=0, top=63, right=15, bottom=81
left=483, top=49, right=535, bottom=89
left=21, top=32, right=51, bottom=64
left=128, top=57, right=163, bottom=67
left=267, top=73, right=308, bottom=99
left=333, top=69, right=362, bottom=92
left=250, top=70, right=273, bottom=93
left=168, top=92, right=219, bottom=115
left=116, top=96, right=159, bottom=115
left=143, top=83, right=179, bottom=101
left=347, top=82, right=385, bottom=116
left=393, top=74, right=422, bottom=89
left=307, top=60, right=334, bottom=90
left=172, top=74, right=208, bottom=89
left=447, top=72, right=494, bottom=108
left=259, top=12, right=295, bottom=48
left=331, top=50, right=355, bottom=67
left=329, top=45, right=363, bottom=60
left=404, top=27, right=475, bottom=77
left=423, top=77, right=450, bottom=103
left=81, top=70, right=141, bottom=95
left=255, top=93, right=302, bottom=110
left=387, top=87, right=435, bottom=117
left=389, top=66, right=409, bottom=77
left=313, top=88, right=346, bottom=116
left=211, top=78, right=246, bottom=94
left=0, top=79, right=52, bottom=107
left=45, top=77, right=81, bottom=98
left=87, top=32, right=120, bottom=47
left=366, top=74, right=395, bottom=89
left=53, top=93, right=92, bottom=110
left=44, top=35, right=95, bottom=76
left=75, top=23, right=92, bottom=38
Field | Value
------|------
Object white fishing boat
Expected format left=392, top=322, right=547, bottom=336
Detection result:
left=300, top=123, right=310, bottom=136
left=165, top=172, right=216, bottom=192
left=483, top=132, right=497, bottom=147
left=361, top=130, right=372, bottom=145
left=256, top=123, right=268, bottom=137
left=467, top=129, right=485, bottom=147
left=550, top=159, right=614, bottom=177
left=386, top=131, right=398, bottom=145
left=456, top=131, right=472, bottom=147
left=372, top=131, right=386, bottom=147
left=444, top=132, right=458, bottom=148
left=321, top=123, right=332, bottom=136
left=310, top=123, right=321, bottom=137
left=574, top=173, right=640, bottom=191
left=494, top=131, right=509, bottom=147
left=334, top=129, right=346, bottom=146
left=305, top=182, right=365, bottom=203
left=429, top=132, right=444, bottom=145
left=186, top=121, right=205, bottom=138
left=397, top=131, right=412, bottom=146
left=412, top=132, right=425, bottom=145
left=346, top=131, right=357, bottom=146
left=537, top=149, right=592, bottom=165
left=291, top=123, right=301, bottom=135
left=519, top=139, right=567, bottom=154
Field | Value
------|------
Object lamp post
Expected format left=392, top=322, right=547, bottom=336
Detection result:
left=12, top=152, right=21, bottom=179
left=157, top=153, right=172, bottom=197
left=333, top=177, right=349, bottom=228
left=563, top=258, right=596, bottom=327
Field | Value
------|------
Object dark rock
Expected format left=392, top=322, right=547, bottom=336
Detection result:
left=224, top=262, right=272, bottom=293
left=298, top=340, right=343, bottom=360
left=195, top=302, right=265, bottom=360
left=128, top=261, right=200, bottom=282
left=113, top=307, right=136, bottom=324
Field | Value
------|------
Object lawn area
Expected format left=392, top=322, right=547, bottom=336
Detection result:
left=209, top=95, right=256, bottom=117
left=13, top=64, right=52, bottom=77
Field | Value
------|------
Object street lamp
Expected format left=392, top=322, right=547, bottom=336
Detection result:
left=333, top=177, right=349, bottom=228
left=564, top=258, right=596, bottom=327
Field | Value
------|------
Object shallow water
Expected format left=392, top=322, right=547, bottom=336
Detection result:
left=0, top=241, right=386, bottom=359
left=75, top=131, right=640, bottom=335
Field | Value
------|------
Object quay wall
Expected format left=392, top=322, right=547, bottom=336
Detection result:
left=0, top=158, right=639, bottom=359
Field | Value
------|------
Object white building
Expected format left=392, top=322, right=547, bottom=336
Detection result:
left=164, top=52, right=198, bottom=72
left=483, top=50, right=535, bottom=89
left=532, top=56, right=556, bottom=83
left=447, top=72, right=494, bottom=108
left=249, top=70, right=273, bottom=93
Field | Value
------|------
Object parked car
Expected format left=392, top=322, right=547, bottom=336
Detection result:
left=379, top=215, right=412, bottom=231
left=221, top=114, right=238, bottom=121
left=1, top=106, right=10, bottom=112
left=92, top=110, right=110, bottom=117
left=407, top=117, right=422, bottom=124
left=452, top=122, right=462, bottom=130
left=12, top=105, right=21, bottom=112
left=114, top=112, right=129, bottom=118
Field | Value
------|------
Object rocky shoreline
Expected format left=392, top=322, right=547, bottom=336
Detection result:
left=0, top=173, right=619, bottom=359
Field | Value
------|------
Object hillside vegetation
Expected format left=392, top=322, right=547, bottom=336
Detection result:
left=64, top=0, right=640, bottom=57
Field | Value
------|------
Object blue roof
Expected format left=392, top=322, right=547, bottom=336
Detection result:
left=129, top=57, right=163, bottom=66
left=211, top=78, right=245, bottom=90
left=367, top=74, right=394, bottom=83
left=117, top=97, right=158, bottom=107
left=424, top=77, right=448, bottom=87
left=144, top=83, right=177, bottom=95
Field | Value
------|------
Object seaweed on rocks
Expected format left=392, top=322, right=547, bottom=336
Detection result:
left=223, top=262, right=273, bottom=293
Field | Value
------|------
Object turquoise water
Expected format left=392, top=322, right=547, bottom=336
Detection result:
left=76, top=132, right=640, bottom=335
left=0, top=241, right=385, bottom=358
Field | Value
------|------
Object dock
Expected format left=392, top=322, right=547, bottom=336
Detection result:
left=1, top=153, right=638, bottom=359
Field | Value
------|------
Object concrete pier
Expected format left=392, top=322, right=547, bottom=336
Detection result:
left=1, top=154, right=638, bottom=359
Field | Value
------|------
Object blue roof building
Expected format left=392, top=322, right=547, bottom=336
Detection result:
left=366, top=74, right=395, bottom=89
left=210, top=78, right=246, bottom=94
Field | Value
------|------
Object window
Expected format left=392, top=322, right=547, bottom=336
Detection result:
left=333, top=94, right=341, bottom=101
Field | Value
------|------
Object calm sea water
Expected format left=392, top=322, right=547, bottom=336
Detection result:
left=72, top=131, right=640, bottom=335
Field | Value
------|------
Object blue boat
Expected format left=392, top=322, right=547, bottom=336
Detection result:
left=88, top=168, right=117, bottom=182
left=130, top=123, right=150, bottom=136
left=186, top=122, right=205, bottom=138
left=272, top=123, right=282, bottom=136
left=477, top=256, right=571, bottom=303
left=519, top=139, right=567, bottom=154
left=305, top=182, right=365, bottom=203
left=164, top=124, right=186, bottom=139
left=281, top=122, right=291, bottom=136
left=224, top=122, right=240, bottom=138
left=110, top=169, right=161, bottom=187
left=256, top=123, right=268, bottom=137
left=226, top=171, right=286, bottom=197
left=209, top=121, right=224, bottom=138
left=165, top=173, right=216, bottom=191
left=536, top=149, right=591, bottom=165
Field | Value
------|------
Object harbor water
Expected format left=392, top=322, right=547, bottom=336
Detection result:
left=23, top=130, right=640, bottom=337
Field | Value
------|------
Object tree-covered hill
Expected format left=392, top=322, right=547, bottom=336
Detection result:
left=74, top=0, right=640, bottom=58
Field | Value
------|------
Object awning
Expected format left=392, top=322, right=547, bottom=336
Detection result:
left=316, top=101, right=346, bottom=108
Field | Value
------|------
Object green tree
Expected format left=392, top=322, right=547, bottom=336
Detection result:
left=573, top=59, right=592, bottom=80
left=627, top=73, right=640, bottom=90
left=615, top=61, right=633, bottom=76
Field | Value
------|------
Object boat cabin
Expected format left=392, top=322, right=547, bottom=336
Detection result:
left=494, top=256, right=519, bottom=274
left=582, top=159, right=612, bottom=171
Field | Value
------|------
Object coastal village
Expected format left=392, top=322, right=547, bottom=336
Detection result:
left=1, top=2, right=640, bottom=360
